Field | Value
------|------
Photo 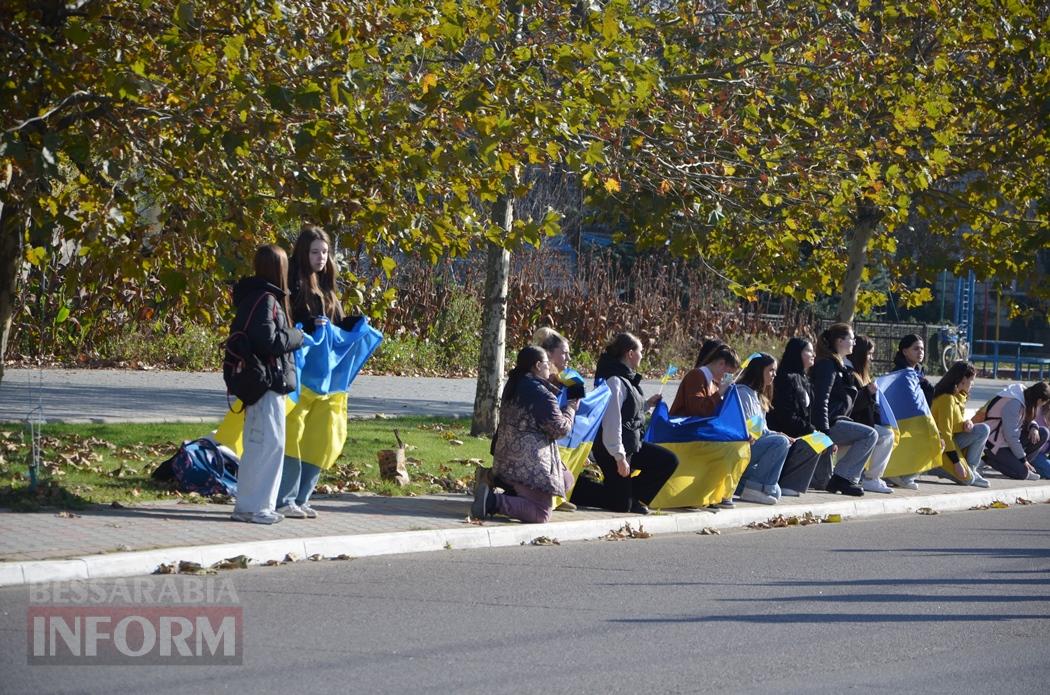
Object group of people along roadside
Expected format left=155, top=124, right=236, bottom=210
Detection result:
left=223, top=233, right=1050, bottom=525
left=469, top=325, right=1050, bottom=524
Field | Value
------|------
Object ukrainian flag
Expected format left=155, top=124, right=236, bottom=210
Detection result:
left=215, top=319, right=383, bottom=464
left=554, top=382, right=612, bottom=504
left=642, top=386, right=751, bottom=509
left=874, top=369, right=941, bottom=477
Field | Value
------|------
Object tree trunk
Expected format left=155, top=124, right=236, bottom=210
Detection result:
left=470, top=196, right=513, bottom=437
left=0, top=199, right=22, bottom=384
left=836, top=205, right=881, bottom=324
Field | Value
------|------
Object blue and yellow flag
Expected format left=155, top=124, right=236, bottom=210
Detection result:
left=642, top=386, right=751, bottom=509
left=799, top=431, right=834, bottom=454
left=215, top=319, right=383, bottom=468
left=554, top=383, right=612, bottom=504
left=874, top=369, right=941, bottom=477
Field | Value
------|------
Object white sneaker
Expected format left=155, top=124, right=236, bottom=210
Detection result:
left=231, top=510, right=283, bottom=524
left=277, top=504, right=308, bottom=519
left=299, top=504, right=318, bottom=519
left=862, top=477, right=893, bottom=494
left=886, top=476, right=919, bottom=490
left=740, top=487, right=778, bottom=505
left=781, top=488, right=801, bottom=497
left=1026, top=471, right=1041, bottom=481
left=971, top=475, right=990, bottom=488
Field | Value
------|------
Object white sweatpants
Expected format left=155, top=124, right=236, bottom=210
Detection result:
left=233, top=390, right=286, bottom=515
left=865, top=424, right=896, bottom=480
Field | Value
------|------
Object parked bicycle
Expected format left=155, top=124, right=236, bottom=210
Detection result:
left=938, top=324, right=970, bottom=372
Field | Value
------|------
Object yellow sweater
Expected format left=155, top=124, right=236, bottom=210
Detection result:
left=931, top=391, right=967, bottom=457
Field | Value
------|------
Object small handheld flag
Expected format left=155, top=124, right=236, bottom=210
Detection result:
left=799, top=431, right=833, bottom=454
left=660, top=364, right=679, bottom=385
left=558, top=368, right=585, bottom=387
left=746, top=414, right=765, bottom=440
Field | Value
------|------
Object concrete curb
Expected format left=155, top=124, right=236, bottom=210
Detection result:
left=3, top=483, right=1049, bottom=587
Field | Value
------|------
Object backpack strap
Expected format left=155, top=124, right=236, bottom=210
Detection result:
left=225, top=292, right=278, bottom=412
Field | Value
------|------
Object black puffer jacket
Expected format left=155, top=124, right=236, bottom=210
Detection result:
left=809, top=358, right=858, bottom=434
left=768, top=372, right=816, bottom=438
left=232, top=277, right=305, bottom=395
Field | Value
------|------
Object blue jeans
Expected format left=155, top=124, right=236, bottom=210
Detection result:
left=954, top=423, right=990, bottom=469
left=828, top=420, right=878, bottom=484
left=737, top=432, right=789, bottom=497
left=1032, top=453, right=1050, bottom=479
left=277, top=456, right=323, bottom=507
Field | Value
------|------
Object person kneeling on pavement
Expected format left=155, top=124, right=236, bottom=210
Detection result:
left=471, top=346, right=584, bottom=523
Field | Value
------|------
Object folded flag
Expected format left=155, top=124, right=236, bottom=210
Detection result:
left=799, top=431, right=834, bottom=454
left=554, top=383, right=612, bottom=505
left=874, top=368, right=941, bottom=477
left=643, top=386, right=750, bottom=508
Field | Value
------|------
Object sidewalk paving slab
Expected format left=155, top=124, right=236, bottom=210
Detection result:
left=2, top=476, right=1047, bottom=587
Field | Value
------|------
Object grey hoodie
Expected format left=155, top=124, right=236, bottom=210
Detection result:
left=986, top=384, right=1028, bottom=460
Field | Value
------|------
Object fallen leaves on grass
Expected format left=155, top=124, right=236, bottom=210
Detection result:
left=601, top=523, right=652, bottom=541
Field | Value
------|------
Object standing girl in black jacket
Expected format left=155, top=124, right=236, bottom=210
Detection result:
left=230, top=245, right=305, bottom=524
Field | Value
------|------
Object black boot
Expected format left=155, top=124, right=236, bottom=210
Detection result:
left=826, top=474, right=864, bottom=497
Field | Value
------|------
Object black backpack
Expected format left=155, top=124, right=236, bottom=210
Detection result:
left=222, top=293, right=276, bottom=411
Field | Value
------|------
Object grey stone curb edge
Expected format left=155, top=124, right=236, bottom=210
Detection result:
left=3, top=484, right=1049, bottom=587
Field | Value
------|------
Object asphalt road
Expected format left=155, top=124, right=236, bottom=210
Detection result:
left=3, top=504, right=1048, bottom=693
left=0, top=368, right=1015, bottom=423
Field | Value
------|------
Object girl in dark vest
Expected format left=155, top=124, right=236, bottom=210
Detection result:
left=570, top=332, right=678, bottom=515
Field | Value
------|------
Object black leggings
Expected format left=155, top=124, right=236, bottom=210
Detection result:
left=570, top=441, right=678, bottom=512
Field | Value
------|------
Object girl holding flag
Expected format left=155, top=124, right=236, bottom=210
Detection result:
left=275, top=225, right=362, bottom=519
left=733, top=354, right=790, bottom=504
left=570, top=333, right=678, bottom=515
left=471, top=346, right=580, bottom=523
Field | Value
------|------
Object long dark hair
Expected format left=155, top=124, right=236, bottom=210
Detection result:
left=1024, top=382, right=1050, bottom=422
left=778, top=337, right=811, bottom=380
left=502, top=346, right=547, bottom=403
left=849, top=335, right=875, bottom=385
left=290, top=224, right=343, bottom=322
left=254, top=244, right=291, bottom=319
left=816, top=323, right=852, bottom=365
left=933, top=361, right=977, bottom=399
left=894, top=334, right=924, bottom=368
left=694, top=338, right=725, bottom=368
left=735, top=353, right=776, bottom=411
